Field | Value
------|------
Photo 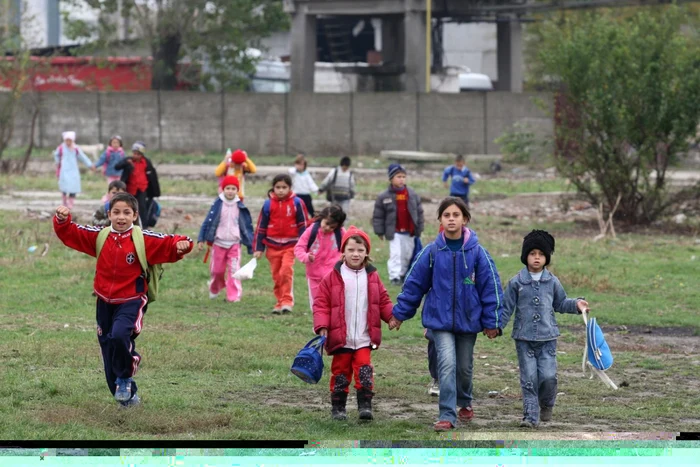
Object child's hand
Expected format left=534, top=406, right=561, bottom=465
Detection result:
left=388, top=317, right=402, bottom=330
left=483, top=328, right=499, bottom=339
left=463, top=177, right=470, bottom=185
left=176, top=240, right=191, bottom=255
left=254, top=251, right=263, bottom=259
left=308, top=253, right=315, bottom=263
left=318, top=328, right=328, bottom=337
left=577, top=299, right=590, bottom=314
left=197, top=242, right=205, bottom=251
left=55, top=206, right=70, bottom=221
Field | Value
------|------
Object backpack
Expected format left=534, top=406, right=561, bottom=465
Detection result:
left=326, top=168, right=354, bottom=202
left=290, top=336, right=326, bottom=384
left=96, top=226, right=163, bottom=303
left=306, top=221, right=343, bottom=251
left=55, top=144, right=81, bottom=179
left=582, top=311, right=618, bottom=389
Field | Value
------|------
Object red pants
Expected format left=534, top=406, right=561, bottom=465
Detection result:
left=266, top=246, right=295, bottom=308
left=329, top=347, right=374, bottom=394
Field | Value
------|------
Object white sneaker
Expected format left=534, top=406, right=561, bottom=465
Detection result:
left=207, top=280, right=219, bottom=299
left=428, top=379, right=440, bottom=396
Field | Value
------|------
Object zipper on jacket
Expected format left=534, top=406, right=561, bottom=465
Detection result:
left=452, top=252, right=457, bottom=333
left=354, top=270, right=359, bottom=349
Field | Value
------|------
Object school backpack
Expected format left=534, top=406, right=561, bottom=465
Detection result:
left=55, top=144, right=81, bottom=178
left=290, top=336, right=326, bottom=384
left=306, top=221, right=343, bottom=251
left=582, top=310, right=618, bottom=390
left=325, top=168, right=354, bottom=202
left=96, top=226, right=163, bottom=303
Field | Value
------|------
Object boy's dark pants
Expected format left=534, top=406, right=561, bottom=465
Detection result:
left=425, top=329, right=438, bottom=380
left=135, top=190, right=149, bottom=227
left=515, top=339, right=558, bottom=424
left=298, top=194, right=314, bottom=217
left=96, top=297, right=147, bottom=398
left=450, top=193, right=469, bottom=209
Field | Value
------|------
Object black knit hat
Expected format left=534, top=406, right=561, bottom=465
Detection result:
left=521, top=230, right=555, bottom=266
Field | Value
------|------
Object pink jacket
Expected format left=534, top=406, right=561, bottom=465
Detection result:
left=294, top=225, right=346, bottom=281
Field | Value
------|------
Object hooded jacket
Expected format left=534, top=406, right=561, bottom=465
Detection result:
left=198, top=195, right=254, bottom=254
left=254, top=191, right=308, bottom=250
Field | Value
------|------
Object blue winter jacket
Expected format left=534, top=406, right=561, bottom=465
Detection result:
left=393, top=228, right=505, bottom=333
left=198, top=197, right=254, bottom=254
left=442, top=165, right=475, bottom=197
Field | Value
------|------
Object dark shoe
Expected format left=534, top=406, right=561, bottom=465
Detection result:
left=357, top=389, right=374, bottom=421
left=457, top=406, right=473, bottom=423
left=434, top=420, right=455, bottom=431
left=520, top=418, right=538, bottom=428
left=114, top=377, right=133, bottom=402
left=331, top=392, right=348, bottom=421
left=119, top=393, right=141, bottom=408
left=281, top=306, right=293, bottom=314
left=271, top=307, right=282, bottom=315
left=540, top=406, right=553, bottom=422
left=390, top=279, right=401, bottom=286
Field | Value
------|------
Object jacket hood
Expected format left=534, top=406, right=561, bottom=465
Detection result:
left=268, top=190, right=296, bottom=202
left=434, top=227, right=478, bottom=251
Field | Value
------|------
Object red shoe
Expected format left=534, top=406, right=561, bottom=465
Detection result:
left=434, top=420, right=455, bottom=432
left=458, top=406, right=473, bottom=422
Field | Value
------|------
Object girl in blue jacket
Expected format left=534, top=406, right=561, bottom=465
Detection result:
left=391, top=197, right=505, bottom=432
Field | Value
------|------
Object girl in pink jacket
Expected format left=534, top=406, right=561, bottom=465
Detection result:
left=294, top=205, right=347, bottom=309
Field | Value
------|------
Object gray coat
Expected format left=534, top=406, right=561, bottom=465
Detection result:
left=372, top=186, right=424, bottom=240
left=500, top=267, right=582, bottom=341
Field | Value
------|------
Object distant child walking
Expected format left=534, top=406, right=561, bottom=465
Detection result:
left=442, top=154, right=475, bottom=207
left=53, top=192, right=193, bottom=407
left=197, top=175, right=254, bottom=302
left=289, top=153, right=319, bottom=217
left=254, top=174, right=309, bottom=314
left=319, top=156, right=355, bottom=215
left=294, top=205, right=347, bottom=309
left=313, top=226, right=399, bottom=421
left=54, top=131, right=94, bottom=209
left=391, top=197, right=504, bottom=431
left=494, top=230, right=589, bottom=428
left=93, top=135, right=126, bottom=201
left=93, top=180, right=127, bottom=227
left=115, top=142, right=161, bottom=229
left=372, top=163, right=425, bottom=286
left=215, top=149, right=257, bottom=198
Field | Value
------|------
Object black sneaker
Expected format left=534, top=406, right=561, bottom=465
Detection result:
left=540, top=406, right=553, bottom=422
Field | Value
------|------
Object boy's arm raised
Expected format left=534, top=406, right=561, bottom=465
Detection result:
left=53, top=208, right=101, bottom=257
left=143, top=231, right=193, bottom=264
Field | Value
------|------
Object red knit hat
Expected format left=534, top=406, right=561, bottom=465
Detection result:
left=231, top=149, right=247, bottom=164
left=220, top=175, right=240, bottom=190
left=341, top=225, right=371, bottom=253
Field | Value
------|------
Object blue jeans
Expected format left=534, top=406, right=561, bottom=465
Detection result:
left=515, top=339, right=558, bottom=424
left=432, top=330, right=477, bottom=424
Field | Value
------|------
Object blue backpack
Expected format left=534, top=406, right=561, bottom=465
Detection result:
left=291, top=336, right=326, bottom=384
left=582, top=312, right=618, bottom=389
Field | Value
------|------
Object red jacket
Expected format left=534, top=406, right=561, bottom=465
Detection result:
left=313, top=262, right=394, bottom=354
left=53, top=214, right=193, bottom=303
left=254, top=191, right=308, bottom=250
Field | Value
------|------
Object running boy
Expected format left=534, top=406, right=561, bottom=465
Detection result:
left=494, top=230, right=589, bottom=428
left=372, top=163, right=424, bottom=286
left=442, top=154, right=475, bottom=207
left=253, top=174, right=308, bottom=314
left=319, top=156, right=355, bottom=215
left=53, top=193, right=193, bottom=407
left=294, top=205, right=346, bottom=309
left=197, top=175, right=254, bottom=302
left=313, top=226, right=399, bottom=421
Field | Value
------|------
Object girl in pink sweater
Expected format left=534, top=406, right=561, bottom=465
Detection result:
left=294, top=205, right=347, bottom=309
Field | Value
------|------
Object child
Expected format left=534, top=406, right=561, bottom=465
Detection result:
left=289, top=153, right=319, bottom=218
left=313, top=226, right=399, bottom=421
left=93, top=135, right=126, bottom=203
left=115, top=142, right=161, bottom=229
left=442, top=154, right=476, bottom=207
left=93, top=180, right=127, bottom=227
left=214, top=149, right=257, bottom=198
left=494, top=230, right=589, bottom=428
left=197, top=175, right=254, bottom=302
left=372, top=164, right=425, bottom=286
left=253, top=174, right=309, bottom=314
left=319, top=156, right=355, bottom=216
left=54, top=131, right=94, bottom=209
left=391, top=197, right=504, bottom=432
left=294, top=205, right=346, bottom=309
left=53, top=192, right=193, bottom=407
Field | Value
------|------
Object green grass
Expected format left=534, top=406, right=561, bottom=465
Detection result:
left=1, top=181, right=699, bottom=439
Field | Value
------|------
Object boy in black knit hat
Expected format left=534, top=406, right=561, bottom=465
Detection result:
left=491, top=230, right=589, bottom=428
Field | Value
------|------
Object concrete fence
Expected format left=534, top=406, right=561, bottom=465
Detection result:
left=9, top=91, right=553, bottom=156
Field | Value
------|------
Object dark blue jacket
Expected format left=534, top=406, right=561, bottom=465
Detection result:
left=442, top=165, right=475, bottom=197
left=198, top=197, right=254, bottom=254
left=392, top=228, right=504, bottom=333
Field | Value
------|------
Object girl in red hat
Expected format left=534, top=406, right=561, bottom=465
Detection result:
left=214, top=149, right=257, bottom=198
left=312, top=226, right=401, bottom=422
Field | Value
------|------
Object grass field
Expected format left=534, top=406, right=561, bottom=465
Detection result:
left=1, top=175, right=699, bottom=440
